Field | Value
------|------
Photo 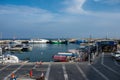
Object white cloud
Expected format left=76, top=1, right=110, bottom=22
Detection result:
left=0, top=5, right=55, bottom=23
left=62, top=0, right=120, bottom=20
left=94, top=0, right=120, bottom=5
left=0, top=2, right=120, bottom=38
left=0, top=5, right=47, bottom=14
left=63, top=0, right=87, bottom=14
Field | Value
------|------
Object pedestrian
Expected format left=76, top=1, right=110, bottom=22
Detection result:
left=10, top=73, right=16, bottom=80
left=36, top=72, right=44, bottom=80
left=40, top=72, right=44, bottom=80
left=29, top=69, right=33, bottom=78
left=39, top=61, right=42, bottom=65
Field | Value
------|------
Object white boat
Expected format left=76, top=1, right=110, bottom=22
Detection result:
left=2, top=54, right=19, bottom=63
left=58, top=52, right=75, bottom=56
left=5, top=43, right=32, bottom=51
left=29, top=39, right=49, bottom=43
left=0, top=47, right=19, bottom=63
left=68, top=49, right=79, bottom=54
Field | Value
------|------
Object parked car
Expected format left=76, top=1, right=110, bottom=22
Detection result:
left=115, top=56, right=120, bottom=61
left=111, top=51, right=120, bottom=58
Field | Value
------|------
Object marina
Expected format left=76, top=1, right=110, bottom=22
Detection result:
left=0, top=38, right=120, bottom=80
left=0, top=38, right=119, bottom=62
left=0, top=39, right=79, bottom=62
left=0, top=0, right=120, bottom=80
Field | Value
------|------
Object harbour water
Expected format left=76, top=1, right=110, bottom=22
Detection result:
left=5, top=43, right=79, bottom=62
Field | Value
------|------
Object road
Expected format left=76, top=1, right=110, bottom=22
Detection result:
left=0, top=53, right=120, bottom=80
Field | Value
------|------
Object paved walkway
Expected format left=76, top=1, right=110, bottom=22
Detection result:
left=0, top=53, right=120, bottom=80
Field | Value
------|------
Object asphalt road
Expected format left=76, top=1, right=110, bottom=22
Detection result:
left=0, top=53, right=120, bottom=80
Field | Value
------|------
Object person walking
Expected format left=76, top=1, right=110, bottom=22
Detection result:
left=40, top=72, right=44, bottom=80
left=29, top=69, right=33, bottom=78
left=10, top=73, right=16, bottom=80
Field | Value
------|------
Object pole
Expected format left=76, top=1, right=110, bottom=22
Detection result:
left=97, top=43, right=99, bottom=56
left=88, top=45, right=91, bottom=64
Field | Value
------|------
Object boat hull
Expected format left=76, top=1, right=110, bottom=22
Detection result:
left=53, top=55, right=67, bottom=62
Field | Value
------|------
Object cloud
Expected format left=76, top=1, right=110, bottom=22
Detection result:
left=62, top=0, right=120, bottom=20
left=0, top=2, right=120, bottom=38
left=63, top=0, right=87, bottom=14
left=94, top=0, right=120, bottom=5
left=0, top=5, right=55, bottom=23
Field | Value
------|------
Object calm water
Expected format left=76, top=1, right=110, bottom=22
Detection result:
left=6, top=43, right=79, bottom=62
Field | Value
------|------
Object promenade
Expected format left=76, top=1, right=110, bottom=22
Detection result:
left=0, top=53, right=120, bottom=80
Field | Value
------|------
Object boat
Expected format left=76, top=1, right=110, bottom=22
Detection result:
left=5, top=40, right=32, bottom=51
left=22, top=45, right=32, bottom=51
left=0, top=47, right=19, bottom=63
left=76, top=39, right=88, bottom=44
left=5, top=43, right=32, bottom=52
left=2, top=54, right=19, bottom=63
left=58, top=52, right=76, bottom=57
left=50, top=39, right=68, bottom=44
left=53, top=55, right=67, bottom=62
left=52, top=52, right=78, bottom=62
left=7, top=44, right=23, bottom=51
left=29, top=39, right=49, bottom=43
left=68, top=49, right=79, bottom=54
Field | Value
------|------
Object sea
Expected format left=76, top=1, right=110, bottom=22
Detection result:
left=5, top=43, right=79, bottom=62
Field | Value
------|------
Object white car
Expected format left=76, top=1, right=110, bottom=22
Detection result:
left=111, top=51, right=120, bottom=58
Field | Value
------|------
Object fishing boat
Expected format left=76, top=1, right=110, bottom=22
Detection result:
left=52, top=52, right=78, bottom=62
left=50, top=39, right=68, bottom=44
left=29, top=39, right=49, bottom=43
left=53, top=55, right=67, bottom=62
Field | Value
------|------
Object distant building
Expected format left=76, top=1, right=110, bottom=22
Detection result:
left=95, top=40, right=117, bottom=52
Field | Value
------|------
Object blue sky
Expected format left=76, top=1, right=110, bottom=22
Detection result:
left=0, top=0, right=120, bottom=39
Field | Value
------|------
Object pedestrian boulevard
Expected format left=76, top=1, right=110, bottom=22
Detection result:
left=0, top=53, right=120, bottom=80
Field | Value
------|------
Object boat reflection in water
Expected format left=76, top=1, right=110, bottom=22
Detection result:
left=31, top=43, right=48, bottom=49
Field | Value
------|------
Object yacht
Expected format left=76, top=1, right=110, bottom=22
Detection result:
left=5, top=41, right=32, bottom=51
left=0, top=47, right=19, bottom=63
left=29, top=39, right=49, bottom=43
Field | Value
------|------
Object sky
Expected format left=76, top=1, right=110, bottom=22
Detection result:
left=0, top=0, right=120, bottom=39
